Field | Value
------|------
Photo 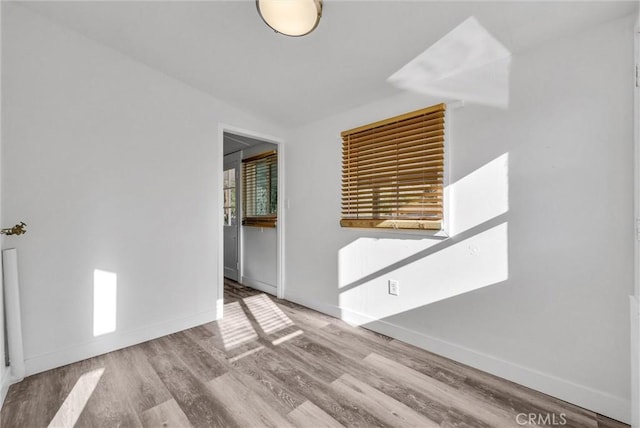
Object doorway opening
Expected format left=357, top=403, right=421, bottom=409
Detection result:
left=219, top=128, right=284, bottom=317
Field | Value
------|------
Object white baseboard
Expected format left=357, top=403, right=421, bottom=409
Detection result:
left=23, top=309, right=218, bottom=377
left=223, top=268, right=239, bottom=282
left=284, top=290, right=341, bottom=319
left=284, top=292, right=630, bottom=424
left=242, top=276, right=276, bottom=296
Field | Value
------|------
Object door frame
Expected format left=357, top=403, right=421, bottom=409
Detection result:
left=223, top=151, right=241, bottom=282
left=217, top=124, right=285, bottom=318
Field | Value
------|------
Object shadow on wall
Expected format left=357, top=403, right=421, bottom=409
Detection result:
left=337, top=153, right=509, bottom=323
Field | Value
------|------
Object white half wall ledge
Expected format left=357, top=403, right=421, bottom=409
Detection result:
left=631, top=296, right=639, bottom=427
left=3, top=249, right=25, bottom=382
left=23, top=309, right=217, bottom=377
left=0, top=368, right=11, bottom=410
left=284, top=290, right=630, bottom=424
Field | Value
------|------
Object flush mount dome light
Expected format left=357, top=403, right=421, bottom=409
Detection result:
left=256, top=0, right=322, bottom=37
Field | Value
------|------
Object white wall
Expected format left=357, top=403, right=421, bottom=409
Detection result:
left=1, top=5, right=281, bottom=375
left=285, top=15, right=635, bottom=423
left=242, top=227, right=277, bottom=293
left=241, top=142, right=278, bottom=294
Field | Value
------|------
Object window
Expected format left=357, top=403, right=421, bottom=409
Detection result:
left=223, top=168, right=237, bottom=226
left=341, top=103, right=446, bottom=230
left=243, top=150, right=277, bottom=227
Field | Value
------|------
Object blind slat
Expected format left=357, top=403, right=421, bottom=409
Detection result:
left=342, top=145, right=444, bottom=165
left=344, top=129, right=445, bottom=154
left=342, top=170, right=443, bottom=185
left=343, top=158, right=444, bottom=176
left=344, top=120, right=445, bottom=149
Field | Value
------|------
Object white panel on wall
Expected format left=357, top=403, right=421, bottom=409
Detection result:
left=2, top=249, right=25, bottom=381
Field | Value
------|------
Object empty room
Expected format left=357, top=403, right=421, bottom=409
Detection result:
left=0, top=0, right=639, bottom=427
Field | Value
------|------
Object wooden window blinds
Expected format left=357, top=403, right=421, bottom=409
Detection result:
left=243, top=150, right=277, bottom=228
left=341, top=103, right=446, bottom=230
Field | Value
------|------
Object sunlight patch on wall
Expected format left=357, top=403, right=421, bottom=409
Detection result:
left=47, top=368, right=105, bottom=428
left=339, top=238, right=439, bottom=288
left=339, top=222, right=509, bottom=324
left=93, top=270, right=117, bottom=337
left=449, top=153, right=509, bottom=235
left=388, top=16, right=511, bottom=108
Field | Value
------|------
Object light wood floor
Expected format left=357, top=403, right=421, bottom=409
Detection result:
left=0, top=279, right=630, bottom=428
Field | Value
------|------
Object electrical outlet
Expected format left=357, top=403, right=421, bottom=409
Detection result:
left=388, top=279, right=400, bottom=296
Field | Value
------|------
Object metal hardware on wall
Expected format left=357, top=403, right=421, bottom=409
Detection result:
left=0, top=222, right=27, bottom=236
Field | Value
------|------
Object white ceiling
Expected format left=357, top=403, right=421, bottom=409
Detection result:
left=17, top=0, right=638, bottom=128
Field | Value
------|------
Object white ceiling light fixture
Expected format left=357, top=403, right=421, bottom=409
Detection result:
left=256, top=0, right=322, bottom=37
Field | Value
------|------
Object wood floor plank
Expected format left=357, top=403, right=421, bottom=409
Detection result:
left=461, top=374, right=597, bottom=428
left=363, top=352, right=525, bottom=428
left=231, top=365, right=302, bottom=416
left=332, top=373, right=439, bottom=428
left=243, top=293, right=295, bottom=335
left=73, top=354, right=143, bottom=428
left=279, top=335, right=455, bottom=426
left=2, top=366, right=70, bottom=428
left=216, top=300, right=260, bottom=351
left=157, top=331, right=227, bottom=382
left=279, top=303, right=331, bottom=329
left=387, top=338, right=598, bottom=427
left=276, top=336, right=344, bottom=383
left=183, top=324, right=216, bottom=342
left=47, top=367, right=106, bottom=428
left=239, top=345, right=388, bottom=428
left=288, top=401, right=344, bottom=428
left=207, top=372, right=294, bottom=428
left=228, top=351, right=304, bottom=413
left=106, top=346, right=173, bottom=415
left=279, top=319, right=474, bottom=425
left=140, top=340, right=238, bottom=428
left=140, top=399, right=193, bottom=428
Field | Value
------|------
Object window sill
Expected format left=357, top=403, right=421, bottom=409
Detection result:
left=340, top=219, right=448, bottom=238
left=243, top=217, right=277, bottom=228
left=340, top=218, right=440, bottom=230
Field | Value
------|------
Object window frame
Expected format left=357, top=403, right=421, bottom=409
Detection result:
left=340, top=103, right=448, bottom=232
left=242, top=150, right=278, bottom=228
left=223, top=167, right=237, bottom=227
